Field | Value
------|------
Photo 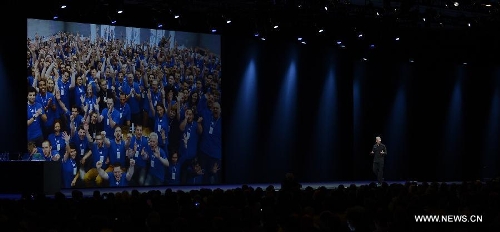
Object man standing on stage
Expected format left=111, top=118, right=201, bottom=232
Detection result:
left=370, top=136, right=387, bottom=185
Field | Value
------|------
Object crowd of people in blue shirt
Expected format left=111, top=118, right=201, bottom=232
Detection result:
left=26, top=29, right=222, bottom=188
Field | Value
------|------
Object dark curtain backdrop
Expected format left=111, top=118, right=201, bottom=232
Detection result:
left=223, top=34, right=500, bottom=184
left=0, top=12, right=27, bottom=158
left=1, top=14, right=499, bottom=186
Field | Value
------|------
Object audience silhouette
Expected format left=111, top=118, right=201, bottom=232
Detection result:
left=1, top=177, right=499, bottom=232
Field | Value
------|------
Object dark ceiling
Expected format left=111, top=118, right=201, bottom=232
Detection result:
left=26, top=0, right=500, bottom=64
left=28, top=1, right=500, bottom=33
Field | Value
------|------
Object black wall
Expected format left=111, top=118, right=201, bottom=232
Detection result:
left=222, top=32, right=500, bottom=184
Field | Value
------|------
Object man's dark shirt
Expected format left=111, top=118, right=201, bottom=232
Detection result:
left=372, top=143, right=387, bottom=163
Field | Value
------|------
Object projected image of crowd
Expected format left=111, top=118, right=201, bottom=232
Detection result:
left=26, top=24, right=222, bottom=188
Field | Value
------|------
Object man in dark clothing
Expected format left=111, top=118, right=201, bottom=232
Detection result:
left=370, top=136, right=387, bottom=185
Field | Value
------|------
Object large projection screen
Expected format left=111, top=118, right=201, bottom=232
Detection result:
left=27, top=18, right=222, bottom=189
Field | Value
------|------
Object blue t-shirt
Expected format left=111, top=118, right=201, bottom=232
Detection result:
left=154, top=114, right=169, bottom=147
left=71, top=135, right=89, bottom=158
left=199, top=110, right=221, bottom=159
left=124, top=82, right=141, bottom=114
left=35, top=92, right=58, bottom=129
left=167, top=162, right=181, bottom=185
left=57, top=79, right=71, bottom=109
left=48, top=133, right=66, bottom=156
left=91, top=144, right=109, bottom=169
left=116, top=103, right=131, bottom=126
left=62, top=158, right=78, bottom=188
left=146, top=146, right=167, bottom=182
left=101, top=108, right=121, bottom=138
left=73, top=85, right=86, bottom=107
left=108, top=140, right=127, bottom=167
left=27, top=102, right=44, bottom=141
left=129, top=136, right=148, bottom=168
left=179, top=121, right=200, bottom=161
left=107, top=172, right=128, bottom=187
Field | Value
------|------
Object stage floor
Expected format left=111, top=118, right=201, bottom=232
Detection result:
left=0, top=180, right=465, bottom=200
